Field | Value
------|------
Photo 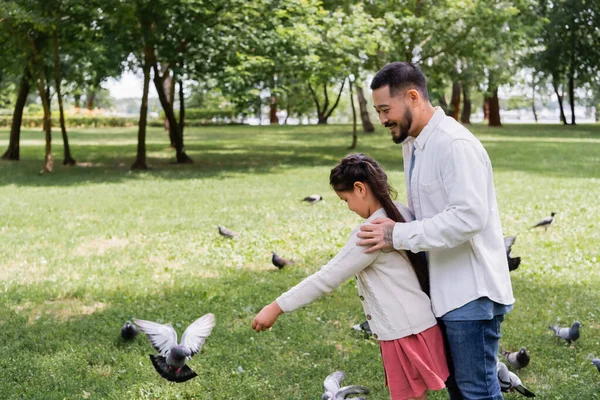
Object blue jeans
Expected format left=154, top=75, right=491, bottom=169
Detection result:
left=438, top=315, right=504, bottom=400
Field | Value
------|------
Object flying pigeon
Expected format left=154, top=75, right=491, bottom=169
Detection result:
left=352, top=320, right=372, bottom=338
left=592, top=358, right=600, bottom=373
left=321, top=370, right=370, bottom=400
left=497, top=361, right=535, bottom=397
left=121, top=320, right=139, bottom=340
left=502, top=347, right=530, bottom=373
left=272, top=252, right=294, bottom=269
left=302, top=195, right=323, bottom=204
left=549, top=320, right=581, bottom=345
left=531, top=212, right=556, bottom=231
left=504, top=235, right=521, bottom=272
left=134, top=313, right=216, bottom=383
left=218, top=226, right=239, bottom=239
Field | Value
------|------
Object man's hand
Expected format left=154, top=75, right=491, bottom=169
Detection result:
left=252, top=301, right=284, bottom=332
left=357, top=217, right=397, bottom=253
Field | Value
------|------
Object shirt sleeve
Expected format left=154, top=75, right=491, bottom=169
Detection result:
left=392, top=139, right=490, bottom=252
left=276, top=229, right=379, bottom=313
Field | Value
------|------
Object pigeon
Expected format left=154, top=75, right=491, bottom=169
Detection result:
left=121, top=320, right=139, bottom=340
left=218, top=225, right=239, bottom=238
left=272, top=252, right=294, bottom=269
left=497, top=361, right=535, bottom=397
left=134, top=313, right=215, bottom=383
left=302, top=194, right=323, bottom=204
left=531, top=212, right=556, bottom=231
left=549, top=320, right=581, bottom=345
left=504, top=235, right=522, bottom=272
left=502, top=347, right=530, bottom=373
left=321, top=370, right=370, bottom=400
left=592, top=358, right=600, bottom=373
left=352, top=320, right=372, bottom=338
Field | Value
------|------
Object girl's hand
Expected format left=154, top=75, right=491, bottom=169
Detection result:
left=252, top=302, right=284, bottom=332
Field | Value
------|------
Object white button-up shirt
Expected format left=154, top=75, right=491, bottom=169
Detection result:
left=392, top=107, right=514, bottom=317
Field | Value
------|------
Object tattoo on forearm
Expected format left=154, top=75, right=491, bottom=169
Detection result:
left=383, top=225, right=394, bottom=246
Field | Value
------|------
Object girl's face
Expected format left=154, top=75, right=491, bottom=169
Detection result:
left=335, top=182, right=378, bottom=219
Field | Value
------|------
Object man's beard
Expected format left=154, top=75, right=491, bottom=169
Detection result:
left=385, top=108, right=413, bottom=144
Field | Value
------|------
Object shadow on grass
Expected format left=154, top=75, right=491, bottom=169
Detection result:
left=1, top=124, right=599, bottom=188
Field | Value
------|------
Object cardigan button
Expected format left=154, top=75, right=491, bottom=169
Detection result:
left=373, top=333, right=378, bottom=339
left=359, top=296, right=364, bottom=301
left=366, top=315, right=372, bottom=320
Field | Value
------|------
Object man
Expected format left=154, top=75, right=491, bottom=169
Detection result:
left=357, top=62, right=514, bottom=400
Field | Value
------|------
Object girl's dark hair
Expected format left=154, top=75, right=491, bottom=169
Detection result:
left=330, top=153, right=430, bottom=296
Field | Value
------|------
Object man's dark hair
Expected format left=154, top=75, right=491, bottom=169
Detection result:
left=370, top=62, right=429, bottom=100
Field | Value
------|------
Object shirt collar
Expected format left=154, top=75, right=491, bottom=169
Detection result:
left=412, top=107, right=445, bottom=150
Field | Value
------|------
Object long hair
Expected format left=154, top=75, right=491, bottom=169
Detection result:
left=330, top=153, right=430, bottom=296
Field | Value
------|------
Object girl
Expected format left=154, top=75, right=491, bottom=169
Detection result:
left=252, top=154, right=449, bottom=400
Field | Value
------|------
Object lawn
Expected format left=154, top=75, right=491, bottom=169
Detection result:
left=0, top=122, right=599, bottom=399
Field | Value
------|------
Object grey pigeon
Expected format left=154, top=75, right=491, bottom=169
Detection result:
left=502, top=347, right=530, bottom=373
left=134, top=313, right=215, bottom=383
left=302, top=194, right=323, bottom=204
left=531, top=212, right=556, bottom=231
left=121, top=320, right=139, bottom=340
left=504, top=235, right=521, bottom=271
left=272, top=252, right=294, bottom=269
left=218, top=225, right=239, bottom=238
left=549, top=320, right=581, bottom=345
left=321, top=370, right=370, bottom=400
left=497, top=362, right=535, bottom=397
left=352, top=320, right=372, bottom=338
left=592, top=358, right=600, bottom=373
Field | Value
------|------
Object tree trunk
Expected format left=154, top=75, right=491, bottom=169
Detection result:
left=356, top=84, right=374, bottom=133
left=87, top=90, right=95, bottom=110
left=52, top=32, right=76, bottom=166
left=532, top=78, right=538, bottom=123
left=284, top=101, right=290, bottom=125
left=269, top=95, right=278, bottom=125
left=2, top=68, right=30, bottom=161
left=74, top=93, right=81, bottom=108
left=38, top=71, right=53, bottom=173
left=488, top=87, right=502, bottom=127
left=483, top=96, right=490, bottom=121
left=152, top=64, right=192, bottom=163
left=312, top=80, right=347, bottom=125
left=163, top=73, right=176, bottom=146
left=552, top=79, right=567, bottom=125
left=178, top=78, right=185, bottom=139
left=460, top=83, right=471, bottom=124
left=449, top=81, right=461, bottom=121
left=348, top=78, right=358, bottom=149
left=568, top=67, right=576, bottom=125
left=132, top=63, right=150, bottom=170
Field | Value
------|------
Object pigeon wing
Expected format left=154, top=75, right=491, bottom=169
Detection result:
left=323, top=371, right=345, bottom=395
left=149, top=355, right=198, bottom=383
left=336, top=385, right=370, bottom=399
left=134, top=319, right=178, bottom=357
left=504, top=236, right=516, bottom=253
left=514, top=384, right=536, bottom=398
left=181, top=313, right=216, bottom=357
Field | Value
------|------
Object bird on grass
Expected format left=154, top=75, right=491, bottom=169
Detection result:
left=218, top=225, right=239, bottom=238
left=121, top=321, right=139, bottom=340
left=549, top=320, right=581, bottom=345
left=302, top=194, right=323, bottom=204
left=502, top=347, right=530, bottom=374
left=134, top=313, right=215, bottom=383
left=497, top=362, right=535, bottom=397
left=272, top=252, right=294, bottom=269
left=352, top=320, right=372, bottom=338
left=592, top=358, right=600, bottom=373
left=504, top=235, right=521, bottom=272
left=321, top=370, right=370, bottom=400
left=530, top=212, right=556, bottom=231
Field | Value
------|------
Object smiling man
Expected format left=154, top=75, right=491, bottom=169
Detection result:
left=357, top=62, right=514, bottom=400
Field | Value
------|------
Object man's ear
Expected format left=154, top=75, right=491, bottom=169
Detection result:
left=406, top=88, right=420, bottom=104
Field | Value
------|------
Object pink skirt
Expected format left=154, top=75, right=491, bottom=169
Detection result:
left=380, top=325, right=450, bottom=400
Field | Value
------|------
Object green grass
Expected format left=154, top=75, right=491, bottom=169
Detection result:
left=0, top=123, right=599, bottom=399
